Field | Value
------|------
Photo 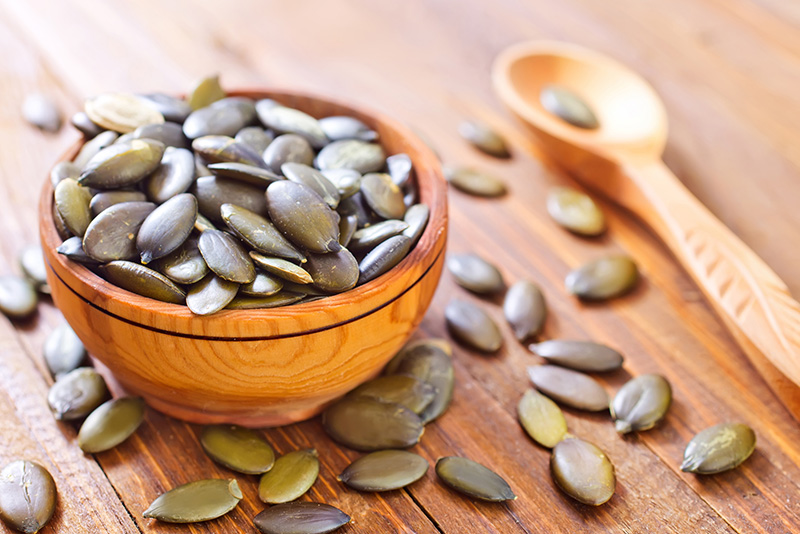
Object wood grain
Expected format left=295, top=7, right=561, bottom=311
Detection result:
left=0, top=0, right=799, bottom=533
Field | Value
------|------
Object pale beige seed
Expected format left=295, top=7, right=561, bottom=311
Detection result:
left=518, top=389, right=567, bottom=448
left=85, top=92, right=165, bottom=133
left=547, top=186, right=605, bottom=236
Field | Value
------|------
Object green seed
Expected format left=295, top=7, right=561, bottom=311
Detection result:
left=144, top=146, right=195, bottom=204
left=338, top=450, right=428, bottom=492
left=150, top=236, right=209, bottom=285
left=137, top=193, right=197, bottom=264
left=50, top=161, right=80, bottom=187
left=18, top=245, right=49, bottom=294
left=447, top=253, right=505, bottom=294
left=235, top=126, right=274, bottom=154
left=99, top=261, right=186, bottom=304
left=402, top=203, right=429, bottom=247
left=435, top=456, right=516, bottom=502
left=517, top=389, right=567, bottom=449
left=445, top=167, right=506, bottom=197
left=565, top=255, right=639, bottom=300
left=250, top=253, right=313, bottom=284
left=73, top=130, right=118, bottom=170
left=240, top=271, right=284, bottom=297
left=350, top=374, right=436, bottom=414
left=681, top=422, right=756, bottom=474
left=89, top=190, right=148, bottom=217
left=611, top=374, right=671, bottom=434
left=133, top=121, right=190, bottom=149
left=54, top=178, right=92, bottom=237
left=530, top=340, right=623, bottom=372
left=258, top=449, right=319, bottom=504
left=198, top=229, right=256, bottom=283
left=82, top=201, right=156, bottom=262
left=305, top=249, right=359, bottom=293
left=340, top=218, right=409, bottom=252
left=56, top=237, right=98, bottom=265
left=445, top=299, right=503, bottom=353
left=78, top=139, right=165, bottom=189
left=550, top=438, right=615, bottom=505
left=266, top=181, right=341, bottom=254
left=183, top=101, right=251, bottom=140
left=360, top=173, right=406, bottom=220
left=540, top=85, right=599, bottom=129
left=200, top=425, right=275, bottom=475
left=47, top=367, right=108, bottom=421
left=143, top=479, right=242, bottom=523
left=319, top=115, right=377, bottom=142
left=387, top=340, right=454, bottom=424
left=256, top=104, right=328, bottom=149
left=386, top=153, right=412, bottom=187
left=458, top=119, right=510, bottom=158
left=316, top=139, right=386, bottom=174
left=322, top=397, right=424, bottom=451
left=0, top=276, right=38, bottom=321
left=221, top=203, right=305, bottom=263
left=187, top=74, right=226, bottom=110
left=547, top=186, right=605, bottom=236
left=503, top=280, right=546, bottom=341
left=321, top=168, right=361, bottom=199
left=85, top=93, right=164, bottom=133
left=226, top=292, right=305, bottom=310
left=186, top=274, right=239, bottom=315
left=0, top=460, right=57, bottom=534
left=281, top=162, right=340, bottom=208
left=43, top=323, right=87, bottom=378
left=253, top=502, right=350, bottom=534
left=207, top=162, right=283, bottom=187
left=528, top=365, right=609, bottom=412
left=262, top=134, right=315, bottom=174
left=192, top=135, right=267, bottom=169
left=191, top=175, right=268, bottom=224
left=357, top=235, right=412, bottom=284
left=77, top=396, right=145, bottom=453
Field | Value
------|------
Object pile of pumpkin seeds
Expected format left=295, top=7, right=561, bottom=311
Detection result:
left=51, top=75, right=429, bottom=315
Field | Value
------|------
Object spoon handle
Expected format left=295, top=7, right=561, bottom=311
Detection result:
left=623, top=160, right=800, bottom=413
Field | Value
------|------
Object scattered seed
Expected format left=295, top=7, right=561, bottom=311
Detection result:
left=445, top=167, right=506, bottom=197
left=458, top=119, right=510, bottom=158
left=503, top=280, right=546, bottom=341
left=681, top=423, right=756, bottom=474
left=550, top=438, right=615, bottom=505
left=258, top=449, right=319, bottom=504
left=253, top=502, right=350, bottom=534
left=435, top=456, right=516, bottom=502
left=77, top=397, right=145, bottom=453
left=445, top=299, right=502, bottom=353
left=547, top=186, right=605, bottom=236
left=528, top=365, right=609, bottom=412
left=518, top=389, right=568, bottom=449
left=22, top=93, right=62, bottom=133
left=530, top=340, right=623, bottom=372
left=447, top=253, right=504, bottom=294
left=200, top=425, right=275, bottom=475
left=322, top=397, right=424, bottom=451
left=338, top=450, right=428, bottom=492
left=43, top=323, right=87, bottom=379
left=143, top=479, right=242, bottom=523
left=0, top=276, right=38, bottom=321
left=47, top=367, right=108, bottom=421
left=565, top=255, right=639, bottom=300
left=0, top=460, right=57, bottom=534
left=540, top=85, right=599, bottom=130
left=612, top=374, right=672, bottom=434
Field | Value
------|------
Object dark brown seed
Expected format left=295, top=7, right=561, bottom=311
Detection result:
left=322, top=397, right=424, bottom=451
left=99, top=261, right=186, bottom=304
left=47, top=367, right=108, bottom=420
left=191, top=176, right=268, bottom=223
left=249, top=253, right=313, bottom=284
left=0, top=276, right=37, bottom=320
left=281, top=162, right=340, bottom=208
left=565, top=256, right=639, bottom=300
left=681, top=423, right=756, bottom=474
left=200, top=425, right=275, bottom=475
left=258, top=449, right=319, bottom=504
left=79, top=139, right=165, bottom=189
left=194, top=213, right=217, bottom=232
left=253, top=502, right=350, bottom=534
left=52, top=202, right=72, bottom=240
left=435, top=457, right=516, bottom=502
left=192, top=135, right=267, bottom=168
left=447, top=253, right=505, bottom=294
left=357, top=235, right=412, bottom=285
left=360, top=173, right=406, bottom=219
left=133, top=121, right=190, bottom=149
left=226, top=292, right=305, bottom=310
left=43, top=323, right=87, bottom=378
left=389, top=341, right=454, bottom=424
left=143, top=479, right=242, bottom=524
left=82, top=201, right=156, bottom=262
left=612, top=374, right=672, bottom=434
left=187, top=74, right=226, bottom=110
left=85, top=93, right=164, bottom=133
left=73, top=130, right=118, bottom=169
left=0, top=460, right=57, bottom=534
left=183, top=102, right=251, bottom=140
left=336, top=192, right=373, bottom=228
left=503, top=280, right=547, bottom=341
left=78, top=396, right=145, bottom=453
left=316, top=140, right=386, bottom=173
left=445, top=299, right=503, bottom=353
left=338, top=450, right=428, bottom=492
left=530, top=340, right=623, bottom=372
left=528, top=365, right=609, bottom=412
left=150, top=237, right=208, bottom=285
left=256, top=103, right=328, bottom=148
left=139, top=93, right=192, bottom=124
left=458, top=119, right=510, bottom=158
left=50, top=161, right=80, bottom=187
left=207, top=162, right=283, bottom=186
left=402, top=203, right=429, bottom=247
left=54, top=178, right=92, bottom=237
left=350, top=374, right=436, bottom=414
left=186, top=274, right=239, bottom=315
left=319, top=116, right=377, bottom=142
left=547, top=186, right=605, bottom=236
left=551, top=438, right=615, bottom=505
left=262, top=133, right=314, bottom=174
left=145, top=146, right=196, bottom=203
left=349, top=220, right=409, bottom=251
left=221, top=204, right=305, bottom=262
left=23, top=93, right=62, bottom=132
left=305, top=249, right=359, bottom=293
left=386, top=153, right=413, bottom=187
left=321, top=168, right=361, bottom=199
left=56, top=237, right=98, bottom=265
left=266, top=181, right=341, bottom=254
left=18, top=245, right=48, bottom=293
left=338, top=214, right=358, bottom=247
left=137, top=194, right=197, bottom=264
left=198, top=229, right=255, bottom=284
left=235, top=126, right=274, bottom=154
left=89, top=190, right=148, bottom=217
left=540, top=85, right=600, bottom=129
left=445, top=166, right=507, bottom=197
left=71, top=111, right=103, bottom=138
left=518, top=389, right=567, bottom=449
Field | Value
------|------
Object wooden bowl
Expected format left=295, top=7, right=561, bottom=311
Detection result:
left=39, top=90, right=448, bottom=427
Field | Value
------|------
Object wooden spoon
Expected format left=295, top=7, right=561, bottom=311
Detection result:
left=493, top=40, right=800, bottom=420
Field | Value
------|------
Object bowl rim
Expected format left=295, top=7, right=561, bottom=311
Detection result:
left=40, top=88, right=448, bottom=339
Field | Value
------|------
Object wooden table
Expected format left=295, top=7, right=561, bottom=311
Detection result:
left=2, top=1, right=799, bottom=532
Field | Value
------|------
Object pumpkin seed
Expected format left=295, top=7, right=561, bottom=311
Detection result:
left=321, top=168, right=361, bottom=199
left=338, top=450, right=428, bottom=492
left=136, top=194, right=197, bottom=264
left=198, top=229, right=255, bottom=283
left=253, top=502, right=350, bottom=534
left=319, top=116, right=377, bottom=142
left=56, top=237, right=98, bottom=265
left=336, top=192, right=373, bottom=228
left=528, top=365, right=609, bottom=412
left=458, top=119, right=510, bottom=158
left=226, top=292, right=305, bottom=310
left=186, top=274, right=239, bottom=315
left=195, top=152, right=212, bottom=177
left=47, top=367, right=108, bottom=421
left=280, top=281, right=327, bottom=298
left=150, top=237, right=208, bottom=284
left=266, top=181, right=341, bottom=254
left=262, top=133, right=315, bottom=174
left=139, top=93, right=192, bottom=124
left=349, top=220, right=409, bottom=251
left=338, top=214, right=358, bottom=247
left=257, top=103, right=328, bottom=148
left=387, top=341, right=454, bottom=424
left=143, top=479, right=242, bottom=523
left=43, top=323, right=87, bottom=379
left=200, top=425, right=275, bottom=474
left=357, top=235, right=412, bottom=284
left=73, top=130, right=119, bottom=169
left=99, top=261, right=186, bottom=304
left=611, top=374, right=671, bottom=434
left=52, top=203, right=72, bottom=241
left=82, top=201, right=156, bottom=262
left=208, top=162, right=283, bottom=186
left=249, top=253, right=313, bottom=284
left=50, top=161, right=80, bottom=187
left=681, top=423, right=756, bottom=474
left=316, top=140, right=386, bottom=173
left=78, top=396, right=145, bottom=453
left=503, top=280, right=546, bottom=341
left=386, top=153, right=413, bottom=187
left=530, top=340, right=623, bottom=372
left=282, top=162, right=340, bottom=208
left=305, top=249, right=359, bottom=293
left=385, top=338, right=453, bottom=373
left=192, top=175, right=268, bottom=223
left=183, top=102, right=251, bottom=140
left=79, top=139, right=165, bottom=189
left=445, top=167, right=506, bottom=197
left=360, top=173, right=405, bottom=220
left=187, top=75, right=226, bottom=110
left=18, top=245, right=49, bottom=293
left=220, top=203, right=305, bottom=262
left=402, top=203, right=429, bottom=247
left=0, top=276, right=38, bottom=321
left=22, top=93, right=62, bottom=132
left=193, top=135, right=268, bottom=168
left=518, top=388, right=567, bottom=449
left=85, top=92, right=164, bottom=133
left=447, top=253, right=504, bottom=294
left=565, top=255, right=639, bottom=300
left=540, top=85, right=599, bottom=129
left=145, top=146, right=196, bottom=203
left=132, top=121, right=190, bottom=149
left=435, top=457, right=516, bottom=502
left=0, top=460, right=57, bottom=534
left=235, top=126, right=274, bottom=154
left=322, top=397, right=424, bottom=451
left=194, top=213, right=217, bottom=232
left=54, top=178, right=92, bottom=237
left=550, top=438, right=615, bottom=505
left=71, top=111, right=103, bottom=138
left=89, top=190, right=148, bottom=217
left=258, top=449, right=319, bottom=504
left=547, top=186, right=605, bottom=236
left=241, top=271, right=284, bottom=297
left=350, top=374, right=435, bottom=414
left=445, top=299, right=502, bottom=353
